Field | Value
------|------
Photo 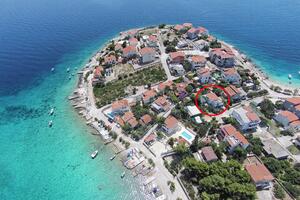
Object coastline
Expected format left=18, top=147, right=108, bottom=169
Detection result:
left=70, top=24, right=298, bottom=200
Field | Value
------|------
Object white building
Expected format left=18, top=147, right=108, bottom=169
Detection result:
left=231, top=107, right=261, bottom=131
left=139, top=47, right=155, bottom=63
left=222, top=68, right=241, bottom=85
left=169, top=64, right=185, bottom=76
left=196, top=67, right=211, bottom=84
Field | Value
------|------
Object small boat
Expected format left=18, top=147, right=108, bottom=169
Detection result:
left=288, top=74, right=292, bottom=79
left=67, top=67, right=70, bottom=72
left=298, top=71, right=300, bottom=75
left=121, top=171, right=125, bottom=179
left=68, top=75, right=71, bottom=80
left=49, top=108, right=54, bottom=115
left=110, top=154, right=116, bottom=161
left=48, top=120, right=53, bottom=127
left=51, top=67, right=55, bottom=72
left=91, top=150, right=98, bottom=159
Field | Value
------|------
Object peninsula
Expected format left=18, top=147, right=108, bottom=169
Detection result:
left=70, top=24, right=300, bottom=200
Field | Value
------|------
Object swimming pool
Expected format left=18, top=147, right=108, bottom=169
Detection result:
left=181, top=130, right=194, bottom=142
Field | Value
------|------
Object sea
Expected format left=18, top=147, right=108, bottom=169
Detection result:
left=0, top=0, right=300, bottom=199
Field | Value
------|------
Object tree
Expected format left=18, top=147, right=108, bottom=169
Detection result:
left=274, top=184, right=285, bottom=199
left=174, top=143, right=189, bottom=155
left=168, top=137, right=175, bottom=147
left=259, top=99, right=275, bottom=119
left=232, top=146, right=247, bottom=161
left=158, top=24, right=166, bottom=29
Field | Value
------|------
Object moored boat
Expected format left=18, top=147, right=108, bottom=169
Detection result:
left=121, top=171, right=125, bottom=178
left=48, top=120, right=53, bottom=127
left=91, top=150, right=98, bottom=159
left=288, top=74, right=292, bottom=79
left=49, top=108, right=54, bottom=115
left=110, top=154, right=116, bottom=161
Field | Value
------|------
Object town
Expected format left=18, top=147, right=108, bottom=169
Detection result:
left=70, top=24, right=300, bottom=200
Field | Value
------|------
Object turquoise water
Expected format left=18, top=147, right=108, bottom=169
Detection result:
left=181, top=131, right=193, bottom=141
left=1, top=0, right=300, bottom=199
left=0, top=41, right=147, bottom=199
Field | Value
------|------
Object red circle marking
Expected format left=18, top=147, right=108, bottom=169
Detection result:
left=194, top=84, right=231, bottom=117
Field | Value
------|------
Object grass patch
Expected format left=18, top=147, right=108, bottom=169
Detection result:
left=93, top=64, right=167, bottom=108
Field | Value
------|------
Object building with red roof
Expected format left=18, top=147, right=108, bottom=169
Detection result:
left=163, top=115, right=179, bottom=135
left=142, top=89, right=157, bottom=104
left=104, top=54, right=116, bottom=66
left=244, top=157, right=275, bottom=189
left=196, top=67, right=211, bottom=84
left=147, top=35, right=158, bottom=47
left=168, top=52, right=185, bottom=64
left=157, top=80, right=173, bottom=92
left=151, top=96, right=171, bottom=113
left=274, top=110, right=300, bottom=130
left=173, top=24, right=185, bottom=32
left=209, top=48, right=235, bottom=67
left=219, top=124, right=249, bottom=153
left=139, top=47, right=156, bottom=63
left=222, top=68, right=241, bottom=85
left=129, top=37, right=139, bottom=46
left=231, top=106, right=261, bottom=130
left=200, top=146, right=218, bottom=163
left=139, top=114, right=153, bottom=126
left=144, top=133, right=156, bottom=145
left=122, top=45, right=137, bottom=58
left=224, top=85, right=246, bottom=101
left=111, top=99, right=129, bottom=113
left=189, top=55, right=207, bottom=68
left=201, top=92, right=223, bottom=108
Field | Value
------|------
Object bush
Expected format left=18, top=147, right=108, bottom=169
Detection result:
left=274, top=183, right=285, bottom=199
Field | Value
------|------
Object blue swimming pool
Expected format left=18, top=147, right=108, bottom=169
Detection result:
left=181, top=131, right=193, bottom=141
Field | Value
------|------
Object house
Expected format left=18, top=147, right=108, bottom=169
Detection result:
left=177, top=40, right=189, bottom=48
left=104, top=55, right=116, bottom=66
left=196, top=67, right=211, bottom=84
left=123, top=29, right=138, bottom=38
left=128, top=37, right=139, bottom=46
left=173, top=24, right=185, bottom=33
left=222, top=68, right=241, bottom=84
left=262, top=138, right=289, bottom=160
left=183, top=23, right=193, bottom=28
left=202, top=92, right=223, bottom=108
left=219, top=124, right=249, bottom=153
left=198, top=27, right=209, bottom=36
left=142, top=89, right=157, bottom=104
left=169, top=52, right=185, bottom=64
left=169, top=64, right=185, bottom=76
left=162, top=115, right=180, bottom=135
left=115, top=116, right=125, bottom=127
left=175, top=82, right=188, bottom=99
left=151, top=96, right=171, bottom=113
left=144, top=133, right=156, bottom=146
left=283, top=97, right=300, bottom=112
left=93, top=66, right=104, bottom=79
left=200, top=146, right=218, bottom=162
left=122, top=45, right=137, bottom=58
left=245, top=162, right=274, bottom=189
left=294, top=136, right=300, bottom=147
left=121, top=111, right=135, bottom=123
left=274, top=110, right=300, bottom=130
left=139, top=114, right=152, bottom=126
left=231, top=106, right=261, bottom=131
left=128, top=118, right=138, bottom=129
left=139, top=47, right=156, bottom=63
left=209, top=48, right=235, bottom=67
left=157, top=80, right=173, bottom=92
left=187, top=28, right=200, bottom=40
left=186, top=105, right=201, bottom=117
left=115, top=43, right=123, bottom=51
left=147, top=35, right=158, bottom=47
left=189, top=55, right=207, bottom=68
left=225, top=85, right=246, bottom=101
left=111, top=99, right=129, bottom=114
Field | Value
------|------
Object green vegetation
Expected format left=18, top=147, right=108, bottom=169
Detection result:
left=158, top=24, right=166, bottom=29
left=247, top=89, right=268, bottom=98
left=262, top=157, right=300, bottom=198
left=209, top=40, right=221, bottom=48
left=182, top=158, right=256, bottom=199
left=259, top=99, right=275, bottom=119
left=167, top=181, right=176, bottom=192
left=93, top=65, right=166, bottom=107
left=274, top=183, right=286, bottom=199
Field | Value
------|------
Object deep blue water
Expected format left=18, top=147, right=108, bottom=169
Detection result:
left=0, top=0, right=300, bottom=199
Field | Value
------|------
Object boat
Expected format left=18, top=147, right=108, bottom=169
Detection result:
left=49, top=108, right=54, bottom=115
left=298, top=71, right=300, bottom=75
left=121, top=171, right=125, bottom=178
left=91, top=150, right=98, bottom=159
left=51, top=67, right=55, bottom=72
left=67, top=67, right=70, bottom=72
left=110, top=154, right=116, bottom=161
left=48, top=120, right=53, bottom=127
left=68, top=75, right=71, bottom=80
left=288, top=74, right=292, bottom=79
